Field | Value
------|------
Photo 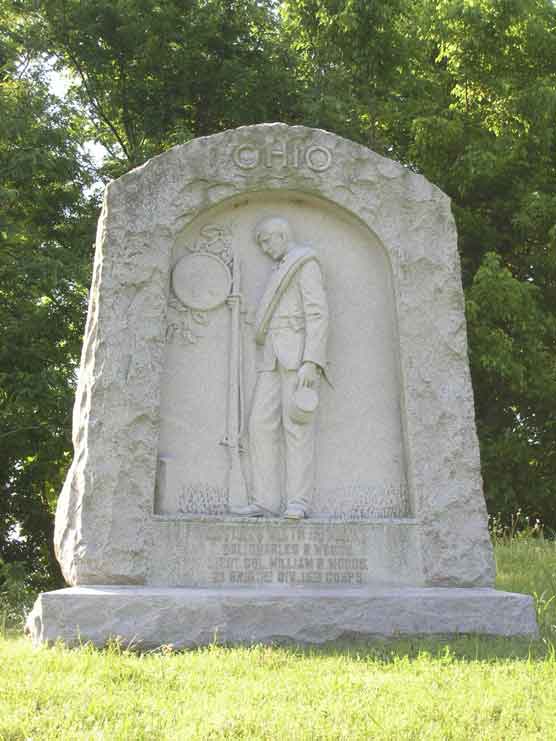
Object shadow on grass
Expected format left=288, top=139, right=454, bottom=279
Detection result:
left=182, top=628, right=556, bottom=664
left=26, top=631, right=553, bottom=665
left=297, top=633, right=555, bottom=663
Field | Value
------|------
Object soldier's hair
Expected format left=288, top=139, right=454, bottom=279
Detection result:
left=255, top=216, right=293, bottom=244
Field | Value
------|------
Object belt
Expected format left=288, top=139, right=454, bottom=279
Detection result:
left=268, top=317, right=305, bottom=330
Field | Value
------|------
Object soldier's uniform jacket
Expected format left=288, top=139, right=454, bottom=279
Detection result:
left=254, top=246, right=329, bottom=373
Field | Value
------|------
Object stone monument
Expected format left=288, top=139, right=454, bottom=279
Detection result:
left=26, top=124, right=538, bottom=646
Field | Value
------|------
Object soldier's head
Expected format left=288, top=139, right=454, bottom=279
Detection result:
left=255, top=216, right=293, bottom=261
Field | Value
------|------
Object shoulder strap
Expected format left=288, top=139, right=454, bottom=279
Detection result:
left=254, top=247, right=318, bottom=345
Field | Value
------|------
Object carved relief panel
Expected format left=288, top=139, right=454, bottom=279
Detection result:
left=155, top=191, right=409, bottom=520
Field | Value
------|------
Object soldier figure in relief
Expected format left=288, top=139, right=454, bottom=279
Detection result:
left=235, top=216, right=329, bottom=519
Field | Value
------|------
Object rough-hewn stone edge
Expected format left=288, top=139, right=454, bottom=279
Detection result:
left=26, top=586, right=538, bottom=648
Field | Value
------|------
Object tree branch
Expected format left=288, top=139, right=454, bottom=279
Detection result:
left=62, top=47, right=131, bottom=161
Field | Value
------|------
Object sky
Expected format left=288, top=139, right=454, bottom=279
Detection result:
left=47, top=64, right=107, bottom=169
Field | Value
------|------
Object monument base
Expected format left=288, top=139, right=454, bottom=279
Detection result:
left=26, top=586, right=538, bottom=647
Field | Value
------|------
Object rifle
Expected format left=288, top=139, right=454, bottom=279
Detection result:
left=222, top=248, right=249, bottom=511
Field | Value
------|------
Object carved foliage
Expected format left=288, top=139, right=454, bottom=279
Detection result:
left=167, top=224, right=232, bottom=345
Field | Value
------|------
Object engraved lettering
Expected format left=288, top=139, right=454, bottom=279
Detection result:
left=264, top=142, right=288, bottom=168
left=232, top=144, right=259, bottom=169
left=305, top=145, right=332, bottom=172
left=204, top=525, right=369, bottom=587
left=231, top=142, right=333, bottom=172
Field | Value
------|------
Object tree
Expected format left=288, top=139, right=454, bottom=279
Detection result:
left=25, top=0, right=301, bottom=176
left=0, top=5, right=98, bottom=592
left=282, top=0, right=419, bottom=151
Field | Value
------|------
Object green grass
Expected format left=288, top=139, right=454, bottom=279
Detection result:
left=1, top=538, right=555, bottom=741
left=495, top=536, right=556, bottom=640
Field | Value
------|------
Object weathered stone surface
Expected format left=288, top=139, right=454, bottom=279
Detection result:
left=146, top=519, right=423, bottom=587
left=52, top=123, right=495, bottom=591
left=27, top=122, right=536, bottom=648
left=26, top=586, right=539, bottom=648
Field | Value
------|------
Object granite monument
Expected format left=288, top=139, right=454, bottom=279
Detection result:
left=26, top=124, right=538, bottom=646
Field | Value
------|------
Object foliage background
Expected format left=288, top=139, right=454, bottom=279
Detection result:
left=1, top=0, right=555, bottom=594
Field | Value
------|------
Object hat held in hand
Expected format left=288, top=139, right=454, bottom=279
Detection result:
left=289, top=386, right=319, bottom=425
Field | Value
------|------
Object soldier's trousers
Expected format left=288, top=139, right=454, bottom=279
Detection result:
left=249, top=364, right=319, bottom=514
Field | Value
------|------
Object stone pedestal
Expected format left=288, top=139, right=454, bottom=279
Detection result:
left=26, top=586, right=538, bottom=648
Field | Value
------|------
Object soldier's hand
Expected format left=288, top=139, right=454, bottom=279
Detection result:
left=297, top=361, right=320, bottom=389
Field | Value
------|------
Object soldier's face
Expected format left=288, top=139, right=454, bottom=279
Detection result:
left=257, top=229, right=288, bottom=261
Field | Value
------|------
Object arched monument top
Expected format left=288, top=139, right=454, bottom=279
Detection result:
left=107, top=123, right=452, bottom=274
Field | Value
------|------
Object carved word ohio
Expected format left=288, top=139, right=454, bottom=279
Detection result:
left=232, top=142, right=332, bottom=172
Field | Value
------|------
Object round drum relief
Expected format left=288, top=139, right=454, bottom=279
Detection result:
left=172, top=252, right=232, bottom=311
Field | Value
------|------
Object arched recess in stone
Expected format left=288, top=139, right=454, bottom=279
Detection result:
left=156, top=189, right=409, bottom=520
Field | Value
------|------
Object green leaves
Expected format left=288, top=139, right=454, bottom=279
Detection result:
left=467, top=251, right=556, bottom=523
left=25, top=0, right=300, bottom=172
left=0, top=20, right=98, bottom=589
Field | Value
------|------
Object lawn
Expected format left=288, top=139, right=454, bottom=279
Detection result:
left=1, top=538, right=555, bottom=741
